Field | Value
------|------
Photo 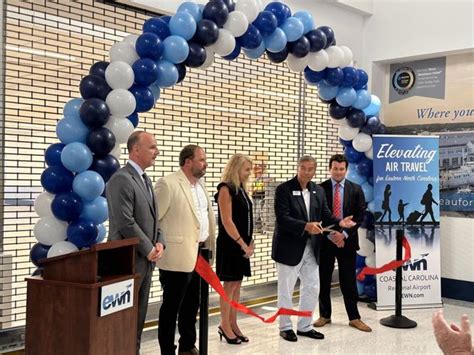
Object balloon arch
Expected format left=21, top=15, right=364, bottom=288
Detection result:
left=30, top=0, right=383, bottom=298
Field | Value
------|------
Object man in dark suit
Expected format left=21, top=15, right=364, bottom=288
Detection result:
left=272, top=155, right=356, bottom=342
left=313, top=154, right=372, bottom=332
left=107, top=131, right=165, bottom=353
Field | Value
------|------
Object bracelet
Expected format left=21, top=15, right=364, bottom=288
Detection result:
left=235, top=236, right=241, bottom=242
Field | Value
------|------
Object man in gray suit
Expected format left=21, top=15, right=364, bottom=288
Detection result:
left=107, top=131, right=165, bottom=354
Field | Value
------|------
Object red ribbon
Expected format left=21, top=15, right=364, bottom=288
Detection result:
left=195, top=255, right=312, bottom=323
left=357, top=236, right=412, bottom=281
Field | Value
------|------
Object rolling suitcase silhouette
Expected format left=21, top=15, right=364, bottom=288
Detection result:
left=407, top=210, right=423, bottom=224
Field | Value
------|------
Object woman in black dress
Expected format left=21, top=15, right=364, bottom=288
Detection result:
left=215, top=154, right=254, bottom=345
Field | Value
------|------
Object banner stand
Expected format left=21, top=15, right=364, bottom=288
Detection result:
left=380, top=229, right=417, bottom=329
left=199, top=248, right=211, bottom=355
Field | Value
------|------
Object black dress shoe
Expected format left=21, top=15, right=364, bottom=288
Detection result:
left=279, top=329, right=298, bottom=342
left=297, top=329, right=324, bottom=340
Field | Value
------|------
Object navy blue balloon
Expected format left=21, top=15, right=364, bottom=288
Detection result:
left=355, top=255, right=366, bottom=268
left=367, top=176, right=374, bottom=186
left=329, top=102, right=349, bottom=119
left=344, top=145, right=365, bottom=163
left=136, top=32, right=164, bottom=60
left=354, top=69, right=369, bottom=90
left=237, top=24, right=263, bottom=49
left=132, top=58, right=159, bottom=86
left=86, top=127, right=116, bottom=157
left=361, top=84, right=368, bottom=90
left=341, top=67, right=360, bottom=87
left=265, top=2, right=291, bottom=26
left=79, top=98, right=110, bottom=128
left=287, top=36, right=310, bottom=57
left=305, top=28, right=327, bottom=52
left=184, top=42, right=207, bottom=68
left=90, top=154, right=120, bottom=182
left=223, top=43, right=241, bottom=60
left=79, top=74, right=111, bottom=100
left=129, top=85, right=155, bottom=112
left=222, top=0, right=235, bottom=12
left=41, top=166, right=74, bottom=194
left=30, top=243, right=51, bottom=267
left=253, top=11, right=278, bottom=36
left=340, top=138, right=352, bottom=147
left=325, top=67, right=344, bottom=86
left=304, top=67, right=325, bottom=85
left=364, top=281, right=377, bottom=300
left=319, top=97, right=337, bottom=105
left=176, top=63, right=187, bottom=83
left=194, top=19, right=219, bottom=46
left=202, top=0, right=229, bottom=28
left=361, top=116, right=381, bottom=134
left=45, top=143, right=65, bottom=167
left=128, top=112, right=139, bottom=128
left=356, top=158, right=373, bottom=178
left=143, top=17, right=170, bottom=40
left=361, top=211, right=375, bottom=229
left=318, top=26, right=335, bottom=48
left=266, top=47, right=289, bottom=63
left=160, top=15, right=171, bottom=24
left=346, top=108, right=366, bottom=128
left=377, top=123, right=387, bottom=134
left=89, top=61, right=109, bottom=79
left=51, top=192, right=83, bottom=222
left=67, top=218, right=98, bottom=248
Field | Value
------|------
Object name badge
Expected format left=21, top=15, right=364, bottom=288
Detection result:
left=292, top=191, right=301, bottom=196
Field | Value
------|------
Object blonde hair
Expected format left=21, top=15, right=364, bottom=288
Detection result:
left=221, top=154, right=253, bottom=191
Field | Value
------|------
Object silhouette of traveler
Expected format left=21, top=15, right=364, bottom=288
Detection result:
left=420, top=184, right=438, bottom=223
left=397, top=199, right=409, bottom=223
left=379, top=184, right=392, bottom=224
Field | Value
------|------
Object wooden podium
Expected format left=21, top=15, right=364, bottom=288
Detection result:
left=25, top=238, right=140, bottom=355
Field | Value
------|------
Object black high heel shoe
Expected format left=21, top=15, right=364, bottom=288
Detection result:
left=218, top=326, right=241, bottom=345
left=234, top=334, right=249, bottom=342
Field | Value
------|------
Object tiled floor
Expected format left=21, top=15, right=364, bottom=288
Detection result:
left=141, top=295, right=473, bottom=354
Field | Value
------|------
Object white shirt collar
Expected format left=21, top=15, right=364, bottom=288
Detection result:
left=128, top=159, right=145, bottom=177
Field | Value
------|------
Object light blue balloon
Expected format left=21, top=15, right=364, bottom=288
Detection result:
left=347, top=163, right=367, bottom=185
left=336, top=87, right=357, bottom=107
left=155, top=59, right=179, bottom=88
left=56, top=116, right=89, bottom=144
left=163, top=35, right=189, bottom=64
left=367, top=200, right=375, bottom=213
left=73, top=170, right=105, bottom=201
left=63, top=98, right=83, bottom=120
left=318, top=81, right=339, bottom=101
left=361, top=182, right=374, bottom=203
left=356, top=280, right=365, bottom=295
left=60, top=142, right=93, bottom=173
left=177, top=2, right=202, bottom=22
left=264, top=28, right=287, bottom=53
left=363, top=95, right=382, bottom=117
left=150, top=82, right=161, bottom=101
left=243, top=42, right=266, bottom=60
left=293, top=11, right=314, bottom=34
left=280, top=17, right=304, bottom=42
left=169, top=12, right=197, bottom=40
left=80, top=196, right=108, bottom=225
left=96, top=223, right=107, bottom=243
left=353, top=89, right=371, bottom=110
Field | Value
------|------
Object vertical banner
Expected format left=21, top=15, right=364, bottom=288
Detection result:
left=373, top=135, right=442, bottom=309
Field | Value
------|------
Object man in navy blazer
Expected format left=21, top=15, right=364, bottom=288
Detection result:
left=272, top=155, right=356, bottom=342
left=313, top=154, right=372, bottom=332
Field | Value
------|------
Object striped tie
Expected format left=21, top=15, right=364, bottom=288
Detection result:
left=333, top=183, right=342, bottom=219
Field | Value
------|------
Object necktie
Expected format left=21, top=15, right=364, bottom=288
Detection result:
left=142, top=173, right=153, bottom=199
left=333, top=183, right=342, bottom=219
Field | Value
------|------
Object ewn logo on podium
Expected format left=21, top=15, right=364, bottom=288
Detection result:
left=100, top=279, right=134, bottom=317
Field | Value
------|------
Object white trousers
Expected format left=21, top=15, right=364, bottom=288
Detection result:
left=277, top=239, right=319, bottom=332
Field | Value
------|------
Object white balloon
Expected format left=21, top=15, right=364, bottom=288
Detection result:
left=47, top=241, right=79, bottom=258
left=212, top=29, right=236, bottom=57
left=308, top=49, right=328, bottom=72
left=197, top=46, right=215, bottom=70
left=365, top=252, right=376, bottom=268
left=106, top=89, right=136, bottom=117
left=339, top=45, right=353, bottom=67
left=286, top=54, right=308, bottom=72
left=326, top=46, right=344, bottom=68
left=223, top=11, right=249, bottom=37
left=110, top=143, right=122, bottom=160
left=105, top=117, right=135, bottom=144
left=338, top=123, right=359, bottom=141
left=34, top=216, right=68, bottom=246
left=34, top=192, right=54, bottom=217
left=123, top=34, right=139, bottom=47
left=109, top=41, right=139, bottom=65
left=357, top=240, right=375, bottom=257
left=105, top=61, right=134, bottom=90
left=235, top=0, right=260, bottom=23
left=352, top=132, right=373, bottom=152
left=365, top=148, right=373, bottom=160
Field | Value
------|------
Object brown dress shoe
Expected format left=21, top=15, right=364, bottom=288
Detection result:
left=349, top=319, right=372, bottom=332
left=313, top=317, right=331, bottom=327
